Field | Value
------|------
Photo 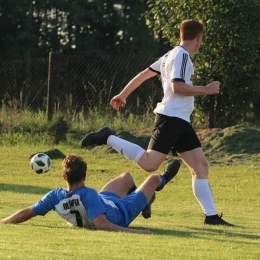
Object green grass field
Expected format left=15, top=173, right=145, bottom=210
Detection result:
left=0, top=144, right=260, bottom=260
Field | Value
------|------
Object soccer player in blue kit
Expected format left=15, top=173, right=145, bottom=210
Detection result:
left=82, top=19, right=233, bottom=226
left=1, top=155, right=180, bottom=234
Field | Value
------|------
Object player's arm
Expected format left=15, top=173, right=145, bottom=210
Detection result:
left=110, top=68, right=157, bottom=110
left=0, top=207, right=37, bottom=224
left=92, top=214, right=151, bottom=234
left=172, top=80, right=220, bottom=96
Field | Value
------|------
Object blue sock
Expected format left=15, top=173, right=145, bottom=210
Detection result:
left=156, top=175, right=166, bottom=191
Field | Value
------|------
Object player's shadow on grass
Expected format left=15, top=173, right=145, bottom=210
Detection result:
left=187, top=226, right=260, bottom=240
left=149, top=227, right=260, bottom=242
left=0, top=183, right=51, bottom=194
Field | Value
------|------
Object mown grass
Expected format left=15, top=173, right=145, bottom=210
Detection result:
left=1, top=109, right=260, bottom=259
left=0, top=144, right=260, bottom=260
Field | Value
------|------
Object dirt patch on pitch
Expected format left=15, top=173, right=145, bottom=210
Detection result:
left=132, top=126, right=223, bottom=141
left=89, top=125, right=260, bottom=164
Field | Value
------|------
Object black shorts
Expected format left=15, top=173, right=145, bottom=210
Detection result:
left=147, top=114, right=201, bottom=155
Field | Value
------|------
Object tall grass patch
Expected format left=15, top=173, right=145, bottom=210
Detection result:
left=0, top=108, right=155, bottom=146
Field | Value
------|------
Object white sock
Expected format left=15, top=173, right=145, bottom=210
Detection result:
left=107, top=135, right=145, bottom=163
left=192, top=179, right=217, bottom=216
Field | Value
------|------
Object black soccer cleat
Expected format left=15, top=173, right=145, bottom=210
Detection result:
left=204, top=213, right=234, bottom=226
left=142, top=192, right=156, bottom=219
left=162, top=160, right=181, bottom=184
left=81, top=126, right=114, bottom=147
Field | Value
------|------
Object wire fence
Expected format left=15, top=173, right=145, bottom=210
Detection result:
left=1, top=57, right=48, bottom=111
left=0, top=54, right=162, bottom=119
left=1, top=53, right=260, bottom=129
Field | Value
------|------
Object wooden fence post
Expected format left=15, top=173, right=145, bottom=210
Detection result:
left=47, top=52, right=55, bottom=121
left=208, top=95, right=215, bottom=128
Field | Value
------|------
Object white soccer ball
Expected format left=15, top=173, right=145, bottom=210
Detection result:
left=30, top=153, right=52, bottom=174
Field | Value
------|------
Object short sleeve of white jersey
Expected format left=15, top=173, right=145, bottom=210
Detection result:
left=171, top=51, right=189, bottom=82
left=149, top=56, right=163, bottom=74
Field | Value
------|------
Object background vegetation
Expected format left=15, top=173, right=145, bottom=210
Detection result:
left=1, top=1, right=260, bottom=259
left=1, top=1, right=260, bottom=128
left=0, top=1, right=169, bottom=59
left=145, top=0, right=260, bottom=127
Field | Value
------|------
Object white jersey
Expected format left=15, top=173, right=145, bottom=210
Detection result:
left=150, top=46, right=195, bottom=122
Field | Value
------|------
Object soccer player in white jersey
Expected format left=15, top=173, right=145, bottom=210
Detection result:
left=0, top=155, right=180, bottom=233
left=81, top=19, right=233, bottom=226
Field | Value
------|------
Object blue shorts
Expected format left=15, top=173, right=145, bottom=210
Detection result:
left=100, top=190, right=147, bottom=224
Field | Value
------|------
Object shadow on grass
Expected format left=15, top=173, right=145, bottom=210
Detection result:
left=0, top=183, right=52, bottom=194
left=149, top=226, right=260, bottom=241
left=13, top=224, right=260, bottom=242
left=29, top=223, right=97, bottom=231
left=10, top=220, right=260, bottom=243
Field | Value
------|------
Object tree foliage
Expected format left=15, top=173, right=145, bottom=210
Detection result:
left=0, top=0, right=168, bottom=59
left=145, top=0, right=260, bottom=127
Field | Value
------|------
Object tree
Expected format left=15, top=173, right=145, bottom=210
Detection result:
left=0, top=1, right=169, bottom=59
left=145, top=0, right=260, bottom=127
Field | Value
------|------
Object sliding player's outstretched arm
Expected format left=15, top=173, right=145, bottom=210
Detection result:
left=92, top=214, right=151, bottom=234
left=0, top=207, right=37, bottom=224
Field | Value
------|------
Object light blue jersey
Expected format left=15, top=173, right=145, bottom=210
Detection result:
left=32, top=187, right=146, bottom=229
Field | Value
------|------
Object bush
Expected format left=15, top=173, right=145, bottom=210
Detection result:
left=46, top=114, right=69, bottom=144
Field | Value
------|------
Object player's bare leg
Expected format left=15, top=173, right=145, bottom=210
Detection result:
left=140, top=160, right=181, bottom=218
left=178, top=147, right=208, bottom=179
left=136, top=150, right=167, bottom=172
left=100, top=172, right=135, bottom=198
left=137, top=159, right=181, bottom=201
